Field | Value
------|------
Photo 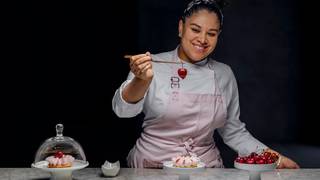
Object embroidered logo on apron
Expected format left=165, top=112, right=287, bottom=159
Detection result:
left=170, top=76, right=180, bottom=89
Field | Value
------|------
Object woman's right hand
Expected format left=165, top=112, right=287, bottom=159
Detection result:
left=129, top=52, right=153, bottom=81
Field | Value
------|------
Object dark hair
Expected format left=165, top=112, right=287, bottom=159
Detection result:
left=181, top=0, right=228, bottom=29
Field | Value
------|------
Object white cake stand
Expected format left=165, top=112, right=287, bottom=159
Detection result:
left=32, top=160, right=89, bottom=180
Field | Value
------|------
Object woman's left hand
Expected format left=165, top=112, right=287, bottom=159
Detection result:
left=265, top=148, right=300, bottom=169
left=277, top=155, right=300, bottom=169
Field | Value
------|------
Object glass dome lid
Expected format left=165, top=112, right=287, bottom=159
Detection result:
left=34, top=124, right=87, bottom=164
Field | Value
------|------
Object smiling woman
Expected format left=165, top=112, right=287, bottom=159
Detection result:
left=112, top=0, right=299, bottom=169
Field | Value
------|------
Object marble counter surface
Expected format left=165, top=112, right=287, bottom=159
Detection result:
left=1, top=168, right=319, bottom=180
left=0, top=168, right=248, bottom=180
left=261, top=169, right=320, bottom=180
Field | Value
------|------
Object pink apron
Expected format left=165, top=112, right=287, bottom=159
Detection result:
left=127, top=61, right=227, bottom=168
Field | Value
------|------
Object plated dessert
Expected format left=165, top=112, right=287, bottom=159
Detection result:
left=45, top=151, right=75, bottom=168
left=171, top=154, right=201, bottom=168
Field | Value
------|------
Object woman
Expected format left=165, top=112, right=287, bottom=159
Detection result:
left=112, top=0, right=299, bottom=169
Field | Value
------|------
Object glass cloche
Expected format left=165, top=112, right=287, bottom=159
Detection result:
left=32, top=124, right=89, bottom=180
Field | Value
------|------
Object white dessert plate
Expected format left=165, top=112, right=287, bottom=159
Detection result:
left=32, top=160, right=89, bottom=172
left=32, top=160, right=89, bottom=180
left=163, top=161, right=205, bottom=173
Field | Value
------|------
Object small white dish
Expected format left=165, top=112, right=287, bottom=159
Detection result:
left=32, top=160, right=89, bottom=180
left=101, top=160, right=120, bottom=177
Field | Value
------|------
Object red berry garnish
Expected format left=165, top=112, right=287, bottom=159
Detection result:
left=263, top=151, right=271, bottom=158
left=178, top=68, right=187, bottom=79
left=235, top=157, right=246, bottom=163
left=271, top=153, right=279, bottom=159
left=249, top=152, right=258, bottom=158
left=267, top=159, right=275, bottom=164
left=256, top=159, right=266, bottom=164
left=54, top=151, right=64, bottom=158
left=235, top=150, right=279, bottom=164
left=246, top=158, right=255, bottom=164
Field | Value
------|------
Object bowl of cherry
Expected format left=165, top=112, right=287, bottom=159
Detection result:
left=234, top=151, right=279, bottom=180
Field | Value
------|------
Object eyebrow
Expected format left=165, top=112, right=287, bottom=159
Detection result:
left=190, top=23, right=219, bottom=32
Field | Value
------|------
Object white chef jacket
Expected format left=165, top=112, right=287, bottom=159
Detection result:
left=112, top=47, right=268, bottom=156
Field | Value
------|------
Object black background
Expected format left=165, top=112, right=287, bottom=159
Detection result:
left=2, top=0, right=319, bottom=167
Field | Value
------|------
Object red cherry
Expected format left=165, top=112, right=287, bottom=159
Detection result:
left=249, top=152, right=258, bottom=158
left=246, top=158, right=255, bottom=164
left=267, top=159, right=275, bottom=164
left=263, top=152, right=271, bottom=158
left=271, top=153, right=279, bottom=161
left=235, top=157, right=246, bottom=163
left=178, top=68, right=187, bottom=79
left=54, top=151, right=64, bottom=158
left=256, top=159, right=266, bottom=164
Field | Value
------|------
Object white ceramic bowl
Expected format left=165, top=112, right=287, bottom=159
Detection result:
left=234, top=161, right=277, bottom=180
left=101, top=161, right=120, bottom=177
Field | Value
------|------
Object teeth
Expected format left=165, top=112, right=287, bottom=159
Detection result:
left=194, top=45, right=204, bottom=50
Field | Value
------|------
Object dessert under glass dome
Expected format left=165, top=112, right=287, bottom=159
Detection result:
left=32, top=124, right=89, bottom=180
